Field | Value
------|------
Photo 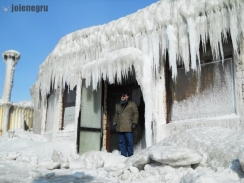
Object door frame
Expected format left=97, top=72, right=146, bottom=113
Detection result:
left=106, top=83, right=140, bottom=152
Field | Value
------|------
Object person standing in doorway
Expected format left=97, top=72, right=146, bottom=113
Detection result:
left=113, top=91, right=139, bottom=157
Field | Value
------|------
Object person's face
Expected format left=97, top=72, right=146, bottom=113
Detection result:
left=121, top=94, right=129, bottom=101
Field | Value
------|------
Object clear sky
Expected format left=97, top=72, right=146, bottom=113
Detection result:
left=0, top=0, right=158, bottom=103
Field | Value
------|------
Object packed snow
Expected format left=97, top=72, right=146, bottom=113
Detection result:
left=1, top=127, right=244, bottom=182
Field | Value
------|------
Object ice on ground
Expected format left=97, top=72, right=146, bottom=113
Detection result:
left=160, top=127, right=244, bottom=169
left=0, top=127, right=244, bottom=182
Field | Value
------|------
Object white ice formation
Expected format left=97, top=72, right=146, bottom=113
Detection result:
left=11, top=101, right=33, bottom=108
left=1, top=127, right=244, bottom=182
left=31, top=0, right=244, bottom=147
left=1, top=50, right=20, bottom=102
left=1, top=50, right=21, bottom=134
left=34, top=0, right=244, bottom=96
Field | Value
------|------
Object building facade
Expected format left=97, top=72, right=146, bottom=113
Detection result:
left=30, top=0, right=244, bottom=154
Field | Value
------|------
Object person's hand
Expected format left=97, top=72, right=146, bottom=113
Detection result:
left=131, top=123, right=137, bottom=131
left=112, top=123, right=117, bottom=130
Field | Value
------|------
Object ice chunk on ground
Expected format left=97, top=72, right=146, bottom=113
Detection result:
left=6, top=152, right=19, bottom=160
left=28, top=170, right=42, bottom=178
left=124, top=150, right=150, bottom=169
left=149, top=146, right=202, bottom=166
left=181, top=167, right=241, bottom=183
left=76, top=151, right=126, bottom=169
left=125, top=145, right=202, bottom=168
left=51, top=149, right=68, bottom=163
left=45, top=172, right=55, bottom=178
left=1, top=127, right=244, bottom=182
left=61, top=162, right=69, bottom=169
left=159, top=127, right=244, bottom=168
left=129, top=166, right=139, bottom=173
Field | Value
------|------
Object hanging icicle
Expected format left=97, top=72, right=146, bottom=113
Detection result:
left=32, top=0, right=244, bottom=111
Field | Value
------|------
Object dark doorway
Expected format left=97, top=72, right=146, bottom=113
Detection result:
left=106, top=83, right=145, bottom=152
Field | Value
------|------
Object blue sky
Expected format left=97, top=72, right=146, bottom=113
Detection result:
left=0, top=0, right=158, bottom=102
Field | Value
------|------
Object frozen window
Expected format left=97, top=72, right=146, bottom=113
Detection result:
left=62, top=86, right=76, bottom=130
left=169, top=58, right=235, bottom=121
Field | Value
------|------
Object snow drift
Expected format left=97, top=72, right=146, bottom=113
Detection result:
left=1, top=127, right=244, bottom=182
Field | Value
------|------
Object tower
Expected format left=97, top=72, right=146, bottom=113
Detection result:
left=2, top=50, right=20, bottom=102
left=1, top=50, right=20, bottom=133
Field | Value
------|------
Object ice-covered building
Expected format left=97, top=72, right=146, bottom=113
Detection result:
left=31, top=0, right=244, bottom=154
left=0, top=50, right=34, bottom=136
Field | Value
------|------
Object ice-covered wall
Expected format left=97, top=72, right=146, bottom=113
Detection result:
left=31, top=0, right=244, bottom=146
left=8, top=102, right=34, bottom=130
left=0, top=101, right=34, bottom=135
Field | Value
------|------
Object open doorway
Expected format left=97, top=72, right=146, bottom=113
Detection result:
left=106, top=81, right=145, bottom=152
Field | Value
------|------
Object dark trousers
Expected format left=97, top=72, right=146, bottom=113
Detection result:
left=118, top=132, right=134, bottom=157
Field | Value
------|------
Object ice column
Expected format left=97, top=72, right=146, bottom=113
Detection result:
left=2, top=103, right=12, bottom=133
left=1, top=50, right=20, bottom=133
left=2, top=50, right=20, bottom=102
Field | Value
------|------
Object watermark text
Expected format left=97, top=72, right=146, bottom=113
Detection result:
left=10, top=4, right=48, bottom=13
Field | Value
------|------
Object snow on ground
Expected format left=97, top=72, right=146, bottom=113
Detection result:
left=1, top=127, right=244, bottom=183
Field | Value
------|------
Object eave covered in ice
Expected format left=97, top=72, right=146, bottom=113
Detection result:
left=34, top=0, right=244, bottom=101
left=30, top=0, right=244, bottom=148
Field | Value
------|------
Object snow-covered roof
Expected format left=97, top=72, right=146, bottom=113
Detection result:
left=34, top=0, right=244, bottom=97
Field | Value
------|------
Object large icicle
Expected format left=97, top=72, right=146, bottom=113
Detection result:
left=166, top=25, right=178, bottom=79
left=180, top=4, right=198, bottom=71
left=229, top=7, right=240, bottom=56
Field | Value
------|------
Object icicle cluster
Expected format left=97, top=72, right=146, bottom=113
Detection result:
left=33, top=0, right=244, bottom=98
left=31, top=0, right=244, bottom=146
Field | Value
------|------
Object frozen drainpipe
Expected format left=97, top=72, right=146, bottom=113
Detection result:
left=1, top=50, right=20, bottom=133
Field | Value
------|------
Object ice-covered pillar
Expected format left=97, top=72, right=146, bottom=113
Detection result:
left=1, top=50, right=20, bottom=134
left=2, top=103, right=12, bottom=133
left=2, top=50, right=20, bottom=102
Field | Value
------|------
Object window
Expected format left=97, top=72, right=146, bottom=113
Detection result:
left=169, top=58, right=235, bottom=121
left=62, top=86, right=76, bottom=130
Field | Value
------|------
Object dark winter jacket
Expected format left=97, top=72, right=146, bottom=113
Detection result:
left=113, top=101, right=139, bottom=132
